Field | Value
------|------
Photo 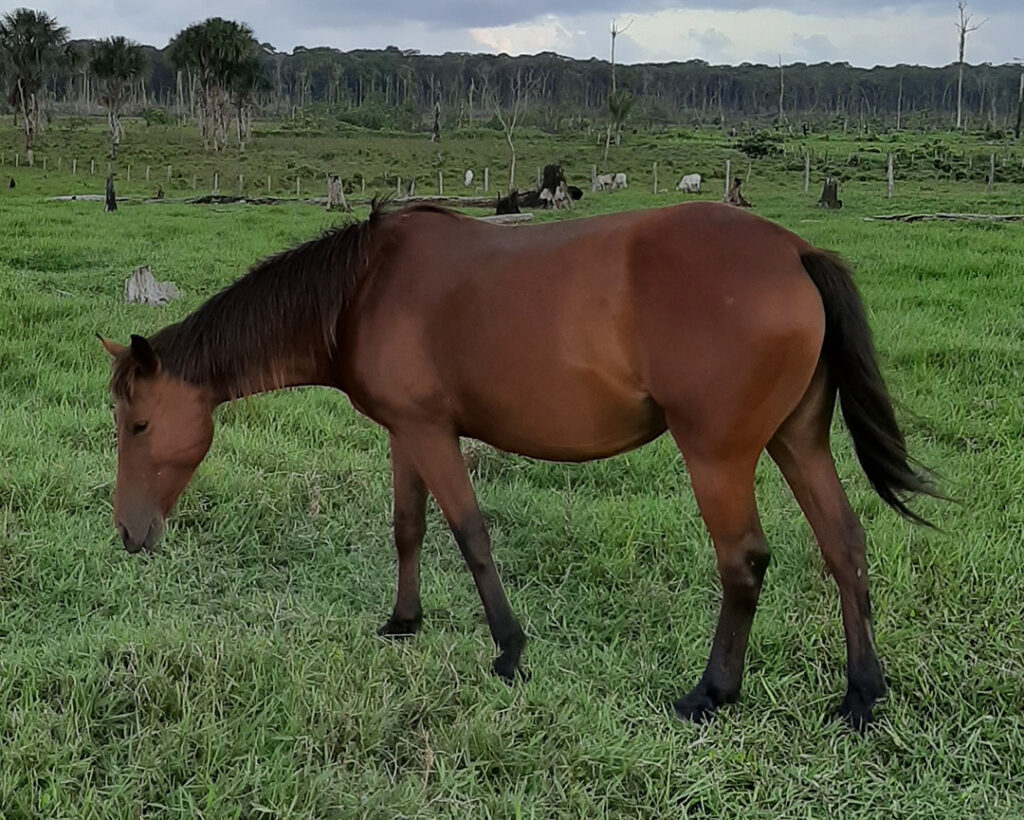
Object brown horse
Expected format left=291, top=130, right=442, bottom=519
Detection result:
left=101, top=200, right=935, bottom=729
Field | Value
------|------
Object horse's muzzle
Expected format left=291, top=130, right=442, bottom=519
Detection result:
left=118, top=519, right=162, bottom=554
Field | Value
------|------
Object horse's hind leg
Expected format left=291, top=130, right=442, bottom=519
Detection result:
left=379, top=434, right=428, bottom=637
left=767, top=368, right=886, bottom=730
left=670, top=442, right=769, bottom=722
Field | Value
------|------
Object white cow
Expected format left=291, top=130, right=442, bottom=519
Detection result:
left=592, top=173, right=614, bottom=192
left=612, top=172, right=628, bottom=189
left=464, top=169, right=474, bottom=187
left=677, top=173, right=702, bottom=193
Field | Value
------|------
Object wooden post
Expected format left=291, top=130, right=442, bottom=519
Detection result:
left=146, top=166, right=150, bottom=181
left=267, top=175, right=271, bottom=193
left=72, top=159, right=77, bottom=175
left=90, top=160, right=95, bottom=174
left=536, top=167, right=541, bottom=188
left=484, top=167, right=489, bottom=192
left=166, top=164, right=172, bottom=180
left=213, top=172, right=218, bottom=194
left=238, top=174, right=244, bottom=194
left=296, top=177, right=301, bottom=200
left=653, top=161, right=658, bottom=194
left=438, top=170, right=443, bottom=195
left=887, top=153, right=894, bottom=198
left=192, top=174, right=197, bottom=190
left=396, top=177, right=401, bottom=196
left=15, top=154, right=19, bottom=167
left=724, top=160, right=731, bottom=197
left=988, top=152, right=995, bottom=192
left=804, top=151, right=810, bottom=193
left=361, top=177, right=365, bottom=194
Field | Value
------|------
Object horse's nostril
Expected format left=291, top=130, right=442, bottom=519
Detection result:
left=118, top=522, right=141, bottom=553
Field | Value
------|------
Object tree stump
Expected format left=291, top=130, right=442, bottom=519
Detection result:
left=818, top=177, right=843, bottom=209
left=124, top=265, right=181, bottom=307
left=105, top=175, right=117, bottom=212
left=326, top=175, right=348, bottom=211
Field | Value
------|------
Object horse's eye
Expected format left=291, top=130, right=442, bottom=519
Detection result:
left=131, top=421, right=149, bottom=435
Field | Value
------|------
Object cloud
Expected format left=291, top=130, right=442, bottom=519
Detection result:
left=791, top=33, right=836, bottom=60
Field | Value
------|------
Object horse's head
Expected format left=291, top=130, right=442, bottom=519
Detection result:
left=101, top=334, right=215, bottom=553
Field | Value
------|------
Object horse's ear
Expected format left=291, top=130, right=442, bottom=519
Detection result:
left=129, top=334, right=160, bottom=375
left=98, top=335, right=127, bottom=358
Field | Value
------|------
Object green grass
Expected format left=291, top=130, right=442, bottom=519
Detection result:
left=1, top=123, right=1023, bottom=817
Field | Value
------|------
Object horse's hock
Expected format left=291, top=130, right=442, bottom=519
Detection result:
left=124, top=265, right=182, bottom=307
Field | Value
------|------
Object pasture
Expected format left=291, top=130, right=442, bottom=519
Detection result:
left=1, top=122, right=1023, bottom=817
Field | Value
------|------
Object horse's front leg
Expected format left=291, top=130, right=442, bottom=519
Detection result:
left=391, top=425, right=526, bottom=682
left=378, top=433, right=428, bottom=637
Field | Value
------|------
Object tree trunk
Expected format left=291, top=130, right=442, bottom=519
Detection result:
left=109, top=108, right=122, bottom=159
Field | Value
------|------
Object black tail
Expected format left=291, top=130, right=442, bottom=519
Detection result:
left=801, top=250, right=938, bottom=525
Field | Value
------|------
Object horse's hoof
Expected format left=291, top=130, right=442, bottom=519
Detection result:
left=377, top=613, right=422, bottom=639
left=830, top=693, right=875, bottom=734
left=491, top=654, right=527, bottom=684
left=672, top=690, right=718, bottom=724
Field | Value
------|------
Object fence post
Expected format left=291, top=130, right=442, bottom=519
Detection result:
left=652, top=161, right=658, bottom=194
left=166, top=164, right=172, bottom=180
left=72, top=159, right=77, bottom=175
left=988, top=152, right=995, bottom=192
left=91, top=160, right=95, bottom=174
left=724, top=159, right=731, bottom=197
left=803, top=151, right=810, bottom=193
left=438, top=170, right=443, bottom=195
left=887, top=153, right=894, bottom=198
left=484, top=167, right=489, bottom=192
left=213, top=172, right=219, bottom=194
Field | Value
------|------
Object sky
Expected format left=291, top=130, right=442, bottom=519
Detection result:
left=39, top=1, right=1022, bottom=68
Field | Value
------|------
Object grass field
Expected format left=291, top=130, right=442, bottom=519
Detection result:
left=1, top=122, right=1024, bottom=817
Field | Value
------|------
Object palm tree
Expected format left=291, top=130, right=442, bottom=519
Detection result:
left=169, top=18, right=257, bottom=151
left=0, top=8, right=69, bottom=160
left=91, top=37, right=146, bottom=158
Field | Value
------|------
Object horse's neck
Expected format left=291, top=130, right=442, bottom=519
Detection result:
left=212, top=349, right=335, bottom=404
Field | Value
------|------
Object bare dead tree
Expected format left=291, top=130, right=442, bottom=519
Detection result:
left=1015, top=58, right=1023, bottom=141
left=778, top=55, right=786, bottom=125
left=603, top=18, right=634, bottom=167
left=482, top=69, right=535, bottom=192
left=955, top=1, right=985, bottom=130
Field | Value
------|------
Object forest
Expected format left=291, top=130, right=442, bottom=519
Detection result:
left=5, top=15, right=1023, bottom=136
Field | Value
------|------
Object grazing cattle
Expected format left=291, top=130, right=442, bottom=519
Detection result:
left=677, top=173, right=702, bottom=193
left=464, top=169, right=474, bottom=187
left=567, top=185, right=583, bottom=201
left=724, top=178, right=752, bottom=208
left=8, top=177, right=14, bottom=189
left=612, top=173, right=628, bottom=189
left=495, top=189, right=520, bottom=215
left=592, top=173, right=614, bottom=192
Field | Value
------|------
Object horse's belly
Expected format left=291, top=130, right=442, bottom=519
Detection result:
left=455, top=377, right=666, bottom=462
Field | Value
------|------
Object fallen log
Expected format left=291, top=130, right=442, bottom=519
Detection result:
left=865, top=212, right=1024, bottom=223
left=476, top=213, right=533, bottom=225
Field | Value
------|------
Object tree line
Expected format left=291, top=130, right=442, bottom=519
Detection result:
left=3, top=8, right=1023, bottom=161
